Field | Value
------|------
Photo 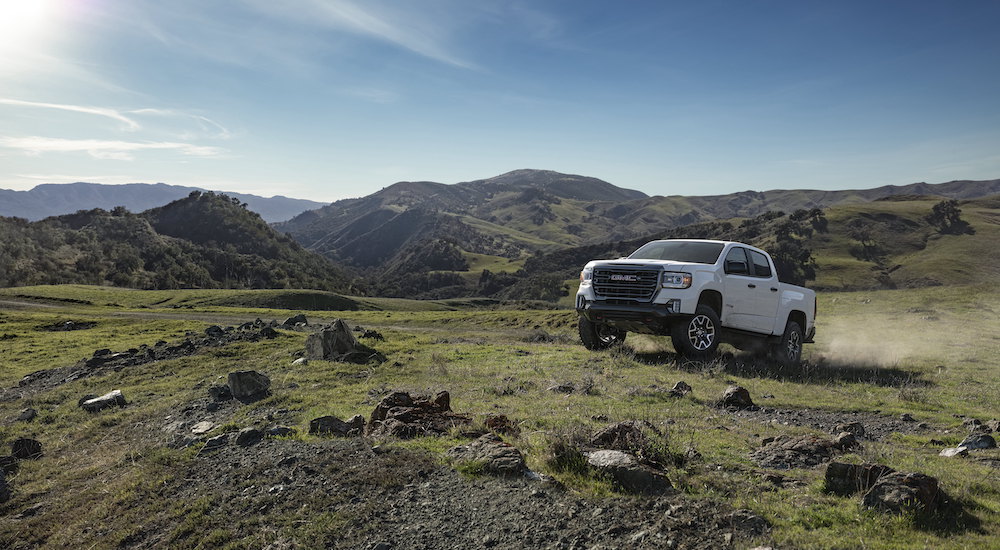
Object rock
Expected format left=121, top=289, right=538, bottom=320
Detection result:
left=191, top=421, right=215, bottom=435
left=958, top=433, right=997, bottom=450
left=77, top=394, right=98, bottom=407
left=752, top=435, right=840, bottom=469
left=367, top=390, right=471, bottom=438
left=268, top=426, right=296, bottom=438
left=484, top=414, right=519, bottom=436
left=11, top=438, right=43, bottom=460
left=227, top=371, right=271, bottom=403
left=291, top=357, right=308, bottom=366
left=309, top=415, right=365, bottom=437
left=584, top=449, right=673, bottom=495
left=305, top=319, right=386, bottom=363
left=720, top=385, right=754, bottom=408
left=671, top=381, right=693, bottom=396
left=361, top=330, right=385, bottom=341
left=986, top=419, right=1000, bottom=433
left=833, top=432, right=859, bottom=450
left=547, top=383, right=575, bottom=394
left=590, top=420, right=656, bottom=453
left=448, top=433, right=528, bottom=477
left=205, top=325, right=225, bottom=337
left=283, top=314, right=308, bottom=327
left=208, top=384, right=233, bottom=402
left=962, top=418, right=983, bottom=430
left=206, top=402, right=220, bottom=412
left=236, top=427, right=264, bottom=447
left=0, top=456, right=17, bottom=475
left=824, top=462, right=896, bottom=495
left=17, top=408, right=37, bottom=422
left=80, top=390, right=127, bottom=412
left=835, top=421, right=865, bottom=438
left=862, top=472, right=942, bottom=514
left=900, top=413, right=915, bottom=422
left=199, top=434, right=229, bottom=455
left=939, top=447, right=968, bottom=458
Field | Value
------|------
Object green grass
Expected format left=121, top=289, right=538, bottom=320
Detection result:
left=0, top=283, right=998, bottom=548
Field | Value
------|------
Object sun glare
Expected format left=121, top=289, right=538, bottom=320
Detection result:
left=0, top=0, right=54, bottom=53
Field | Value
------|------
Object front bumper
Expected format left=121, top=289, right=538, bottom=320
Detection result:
left=576, top=297, right=686, bottom=334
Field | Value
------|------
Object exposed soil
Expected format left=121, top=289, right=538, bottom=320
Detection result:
left=726, top=406, right=933, bottom=441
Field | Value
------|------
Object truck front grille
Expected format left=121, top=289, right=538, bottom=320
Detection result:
left=593, top=268, right=659, bottom=301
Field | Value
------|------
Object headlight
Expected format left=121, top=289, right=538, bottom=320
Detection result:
left=662, top=272, right=692, bottom=289
left=580, top=267, right=593, bottom=285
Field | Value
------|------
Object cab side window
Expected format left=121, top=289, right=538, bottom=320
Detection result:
left=724, top=247, right=750, bottom=275
left=748, top=250, right=772, bottom=278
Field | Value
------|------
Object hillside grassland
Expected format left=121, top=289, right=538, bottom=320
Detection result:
left=0, top=283, right=998, bottom=548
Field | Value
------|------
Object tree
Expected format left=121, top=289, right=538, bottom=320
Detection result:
left=926, top=199, right=972, bottom=234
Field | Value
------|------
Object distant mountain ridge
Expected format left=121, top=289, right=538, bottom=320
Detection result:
left=0, top=182, right=327, bottom=223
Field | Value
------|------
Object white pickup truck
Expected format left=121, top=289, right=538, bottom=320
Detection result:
left=575, top=239, right=816, bottom=365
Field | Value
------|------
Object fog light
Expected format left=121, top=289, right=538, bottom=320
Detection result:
left=665, top=299, right=681, bottom=313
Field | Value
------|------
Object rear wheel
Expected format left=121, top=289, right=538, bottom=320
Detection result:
left=671, top=305, right=721, bottom=358
left=579, top=317, right=625, bottom=350
left=771, top=320, right=803, bottom=366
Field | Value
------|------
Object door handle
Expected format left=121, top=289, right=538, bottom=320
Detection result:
left=747, top=283, right=756, bottom=288
left=770, top=287, right=778, bottom=292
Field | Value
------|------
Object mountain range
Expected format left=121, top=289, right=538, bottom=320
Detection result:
left=0, top=182, right=326, bottom=223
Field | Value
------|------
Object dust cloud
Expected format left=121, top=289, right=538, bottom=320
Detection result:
left=814, top=315, right=943, bottom=367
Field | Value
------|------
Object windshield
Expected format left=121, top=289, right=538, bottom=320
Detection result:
left=628, top=241, right=725, bottom=264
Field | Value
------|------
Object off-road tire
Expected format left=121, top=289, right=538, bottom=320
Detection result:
left=671, top=304, right=721, bottom=358
left=578, top=317, right=625, bottom=350
left=772, top=320, right=803, bottom=366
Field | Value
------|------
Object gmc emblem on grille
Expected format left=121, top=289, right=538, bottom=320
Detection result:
left=610, top=274, right=638, bottom=282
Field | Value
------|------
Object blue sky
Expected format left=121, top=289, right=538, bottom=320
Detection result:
left=1, top=0, right=999, bottom=202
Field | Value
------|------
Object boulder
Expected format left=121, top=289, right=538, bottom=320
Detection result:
left=227, top=371, right=271, bottom=403
left=80, top=390, right=127, bottom=412
left=862, top=472, right=942, bottom=514
left=585, top=449, right=673, bottom=494
left=958, top=433, right=996, bottom=450
left=939, top=447, right=968, bottom=458
left=824, top=462, right=896, bottom=495
left=752, top=435, right=840, bottom=469
left=720, top=385, right=754, bottom=409
left=236, top=427, right=264, bottom=447
left=833, top=432, right=859, bottom=450
left=590, top=420, right=656, bottom=453
left=448, top=433, right=527, bottom=477
left=305, top=319, right=386, bottom=363
left=191, top=421, right=215, bottom=435
left=11, top=438, right=43, bottom=460
left=671, top=380, right=693, bottom=396
left=205, top=325, right=225, bottom=338
left=309, top=415, right=365, bottom=437
left=367, top=390, right=471, bottom=438
left=283, top=314, right=308, bottom=327
left=199, top=434, right=229, bottom=455
left=17, top=408, right=37, bottom=422
left=208, top=384, right=233, bottom=402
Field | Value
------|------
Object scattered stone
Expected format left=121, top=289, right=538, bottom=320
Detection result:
left=671, top=381, right=693, bottom=396
left=283, top=314, right=308, bottom=327
left=367, top=390, right=471, bottom=438
left=590, top=420, right=656, bottom=453
left=959, top=433, right=997, bottom=450
left=862, top=472, right=942, bottom=514
left=835, top=421, right=866, bottom=438
left=833, top=432, right=859, bottom=450
left=208, top=384, right=233, bottom=402
left=227, top=371, right=271, bottom=403
left=987, top=419, right=1000, bottom=433
left=267, top=426, right=296, bottom=438
left=17, top=408, right=37, bottom=422
left=361, top=329, right=385, bottom=341
left=38, top=320, right=96, bottom=331
left=77, top=394, right=98, bottom=407
left=752, top=435, right=842, bottom=469
left=720, top=385, right=754, bottom=409
left=80, top=390, right=127, bottom=412
left=291, top=357, right=308, bottom=366
left=205, top=325, right=226, bottom=337
left=484, top=414, right=520, bottom=436
left=939, top=447, right=968, bottom=458
left=309, top=415, right=365, bottom=437
left=305, top=319, right=386, bottom=363
left=824, top=462, right=896, bottom=495
left=236, top=427, right=264, bottom=447
left=11, top=438, right=43, bottom=460
left=584, top=449, right=673, bottom=495
left=199, top=434, right=229, bottom=455
left=448, top=433, right=528, bottom=477
left=962, top=418, right=983, bottom=431
left=191, top=421, right=215, bottom=435
left=547, top=382, right=575, bottom=394
left=900, top=413, right=915, bottom=422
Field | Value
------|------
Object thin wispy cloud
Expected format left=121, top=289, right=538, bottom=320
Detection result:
left=0, top=136, right=224, bottom=161
left=0, top=98, right=140, bottom=130
left=129, top=109, right=233, bottom=139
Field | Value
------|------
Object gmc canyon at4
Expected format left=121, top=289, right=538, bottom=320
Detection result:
left=575, top=239, right=816, bottom=365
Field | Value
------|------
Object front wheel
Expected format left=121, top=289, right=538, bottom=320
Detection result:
left=671, top=305, right=721, bottom=358
left=578, top=317, right=625, bottom=350
left=772, top=320, right=803, bottom=366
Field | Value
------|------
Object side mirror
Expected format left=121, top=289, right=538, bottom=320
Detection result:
left=726, top=260, right=748, bottom=275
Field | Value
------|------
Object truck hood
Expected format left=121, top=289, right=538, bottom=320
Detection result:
left=584, top=259, right=705, bottom=271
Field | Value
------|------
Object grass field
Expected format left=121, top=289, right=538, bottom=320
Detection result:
left=1, top=283, right=998, bottom=548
